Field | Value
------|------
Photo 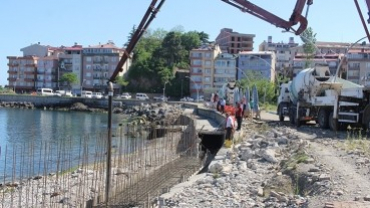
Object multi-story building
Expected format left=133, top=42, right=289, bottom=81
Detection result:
left=20, top=42, right=55, bottom=57
left=189, top=44, right=221, bottom=98
left=7, top=56, right=38, bottom=93
left=213, top=53, right=237, bottom=90
left=36, top=57, right=59, bottom=89
left=346, top=48, right=370, bottom=84
left=259, top=36, right=298, bottom=75
left=237, top=51, right=276, bottom=82
left=58, top=44, right=83, bottom=93
left=289, top=41, right=367, bottom=76
left=292, top=53, right=343, bottom=76
left=215, top=28, right=255, bottom=54
left=6, top=41, right=131, bottom=93
left=82, top=41, right=130, bottom=93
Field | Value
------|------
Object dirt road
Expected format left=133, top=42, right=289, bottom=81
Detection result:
left=260, top=110, right=370, bottom=208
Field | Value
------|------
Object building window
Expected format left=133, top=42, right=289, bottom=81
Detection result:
left=204, top=76, right=211, bottom=82
left=192, top=60, right=202, bottom=65
left=215, top=69, right=224, bottom=74
left=205, top=61, right=211, bottom=66
left=204, top=69, right=211, bottom=74
left=192, top=68, right=202, bottom=73
left=86, top=57, right=92, bottom=62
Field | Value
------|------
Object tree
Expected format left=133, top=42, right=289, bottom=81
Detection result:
left=300, top=27, right=317, bottom=68
left=181, top=31, right=201, bottom=51
left=115, top=76, right=129, bottom=94
left=236, top=70, right=277, bottom=103
left=197, top=31, right=210, bottom=44
left=59, top=73, right=78, bottom=90
left=125, top=27, right=210, bottom=95
left=161, top=32, right=184, bottom=66
left=124, top=25, right=136, bottom=48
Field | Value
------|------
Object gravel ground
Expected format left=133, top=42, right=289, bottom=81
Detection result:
left=159, top=111, right=370, bottom=208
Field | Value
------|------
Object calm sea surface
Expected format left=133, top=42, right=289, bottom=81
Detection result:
left=0, top=108, right=126, bottom=180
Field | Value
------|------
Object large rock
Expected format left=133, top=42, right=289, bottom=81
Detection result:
left=209, top=162, right=224, bottom=173
left=240, top=148, right=254, bottom=161
left=260, top=149, right=278, bottom=163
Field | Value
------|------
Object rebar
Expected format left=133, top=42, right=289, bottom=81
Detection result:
left=0, top=114, right=199, bottom=207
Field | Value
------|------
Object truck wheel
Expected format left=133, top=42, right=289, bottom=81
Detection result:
left=328, top=112, right=338, bottom=131
left=318, top=109, right=329, bottom=129
left=279, top=106, right=284, bottom=122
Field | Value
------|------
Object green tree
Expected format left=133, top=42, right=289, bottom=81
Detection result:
left=124, top=25, right=136, bottom=48
left=197, top=31, right=210, bottom=44
left=181, top=31, right=201, bottom=51
left=59, top=73, right=78, bottom=90
left=125, top=27, right=210, bottom=95
left=161, top=31, right=185, bottom=66
left=237, top=70, right=277, bottom=104
left=300, top=27, right=317, bottom=68
left=115, top=76, right=129, bottom=94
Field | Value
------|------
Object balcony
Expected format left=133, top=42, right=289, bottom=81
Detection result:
left=24, top=71, right=35, bottom=75
left=93, top=59, right=109, bottom=64
left=7, top=70, right=18, bottom=74
left=24, top=78, right=35, bottom=82
left=25, top=63, right=36, bottom=67
left=347, top=76, right=359, bottom=79
left=61, top=68, right=73, bottom=73
left=7, top=63, right=19, bottom=66
left=348, top=66, right=360, bottom=70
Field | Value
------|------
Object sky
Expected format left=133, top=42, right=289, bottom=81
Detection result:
left=1, top=0, right=369, bottom=86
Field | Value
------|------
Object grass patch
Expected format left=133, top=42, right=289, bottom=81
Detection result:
left=260, top=103, right=277, bottom=112
left=335, top=127, right=370, bottom=156
left=281, top=150, right=309, bottom=171
left=59, top=166, right=79, bottom=176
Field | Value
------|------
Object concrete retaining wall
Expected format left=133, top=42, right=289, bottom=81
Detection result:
left=169, top=101, right=225, bottom=125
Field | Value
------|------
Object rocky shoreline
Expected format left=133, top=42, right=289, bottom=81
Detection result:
left=0, top=101, right=109, bottom=113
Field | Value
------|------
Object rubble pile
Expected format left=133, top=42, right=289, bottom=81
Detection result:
left=120, top=103, right=183, bottom=126
left=160, top=126, right=318, bottom=207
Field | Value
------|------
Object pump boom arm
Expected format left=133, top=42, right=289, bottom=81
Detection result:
left=220, top=0, right=312, bottom=35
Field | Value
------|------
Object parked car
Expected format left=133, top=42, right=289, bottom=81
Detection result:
left=37, top=88, right=54, bottom=96
left=81, top=91, right=93, bottom=98
left=197, top=95, right=204, bottom=102
left=135, top=93, right=150, bottom=100
left=180, top=97, right=194, bottom=102
left=121, top=92, right=132, bottom=99
left=55, top=90, right=73, bottom=97
left=153, top=95, right=168, bottom=102
left=92, top=92, right=103, bottom=99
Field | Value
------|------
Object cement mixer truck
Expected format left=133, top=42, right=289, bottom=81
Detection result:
left=277, top=64, right=370, bottom=130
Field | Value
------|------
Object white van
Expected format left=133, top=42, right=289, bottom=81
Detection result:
left=81, top=91, right=93, bottom=98
left=37, top=88, right=54, bottom=96
left=135, top=93, right=149, bottom=100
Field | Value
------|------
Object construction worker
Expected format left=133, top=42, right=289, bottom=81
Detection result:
left=235, top=102, right=243, bottom=131
left=224, top=112, right=235, bottom=148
